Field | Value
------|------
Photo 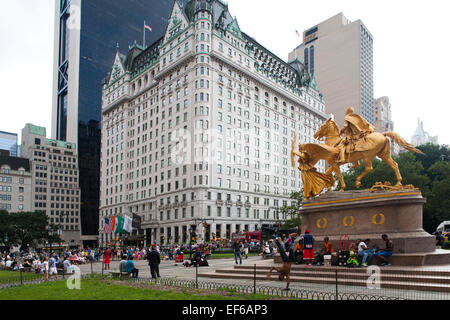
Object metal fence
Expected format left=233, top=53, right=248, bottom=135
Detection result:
left=2, top=260, right=450, bottom=300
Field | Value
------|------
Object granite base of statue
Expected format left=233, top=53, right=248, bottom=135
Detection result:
left=298, top=189, right=450, bottom=266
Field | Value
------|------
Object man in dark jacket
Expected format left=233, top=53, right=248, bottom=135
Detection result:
left=147, top=246, right=161, bottom=278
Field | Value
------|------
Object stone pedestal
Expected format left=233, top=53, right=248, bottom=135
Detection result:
left=300, top=190, right=435, bottom=254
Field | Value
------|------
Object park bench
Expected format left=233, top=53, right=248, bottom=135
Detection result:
left=110, top=271, right=131, bottom=279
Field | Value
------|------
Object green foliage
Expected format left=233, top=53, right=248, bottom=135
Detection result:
left=280, top=191, right=303, bottom=230
left=339, top=144, right=450, bottom=233
left=0, top=210, right=61, bottom=250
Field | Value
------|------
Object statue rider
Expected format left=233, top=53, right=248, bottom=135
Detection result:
left=337, top=107, right=375, bottom=167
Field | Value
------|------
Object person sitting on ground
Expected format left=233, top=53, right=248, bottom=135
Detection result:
left=191, top=248, right=203, bottom=266
left=346, top=251, right=360, bottom=268
left=313, top=237, right=334, bottom=266
left=125, top=256, right=139, bottom=278
left=358, top=239, right=374, bottom=267
left=373, top=234, right=394, bottom=266
left=261, top=244, right=271, bottom=258
left=266, top=237, right=293, bottom=291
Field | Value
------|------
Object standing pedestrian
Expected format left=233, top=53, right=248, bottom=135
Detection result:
left=243, top=240, right=249, bottom=259
left=147, top=246, right=161, bottom=279
left=41, top=256, right=49, bottom=282
left=233, top=240, right=243, bottom=265
left=104, top=247, right=111, bottom=270
left=303, top=229, right=314, bottom=266
left=48, top=253, right=58, bottom=280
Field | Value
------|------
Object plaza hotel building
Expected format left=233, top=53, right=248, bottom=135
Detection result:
left=99, top=0, right=327, bottom=246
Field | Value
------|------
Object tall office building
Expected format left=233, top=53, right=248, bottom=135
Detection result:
left=0, top=131, right=18, bottom=157
left=21, top=124, right=82, bottom=248
left=51, top=0, right=179, bottom=245
left=99, top=0, right=327, bottom=246
left=288, top=13, right=374, bottom=127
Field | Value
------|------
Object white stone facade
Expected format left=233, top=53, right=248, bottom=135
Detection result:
left=99, top=0, right=327, bottom=246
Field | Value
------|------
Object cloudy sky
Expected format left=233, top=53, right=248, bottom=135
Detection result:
left=0, top=0, right=449, bottom=145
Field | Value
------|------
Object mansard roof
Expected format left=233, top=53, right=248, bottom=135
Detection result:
left=106, top=0, right=315, bottom=91
left=0, top=155, right=30, bottom=172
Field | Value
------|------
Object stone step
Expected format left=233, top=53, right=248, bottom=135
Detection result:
left=272, top=250, right=450, bottom=266
left=197, top=271, right=450, bottom=293
left=233, top=265, right=450, bottom=277
left=214, top=268, right=450, bottom=285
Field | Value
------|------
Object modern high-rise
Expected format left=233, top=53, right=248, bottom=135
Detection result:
left=51, top=0, right=179, bottom=245
left=0, top=131, right=18, bottom=157
left=288, top=12, right=374, bottom=127
left=99, top=0, right=327, bottom=246
left=21, top=124, right=82, bottom=248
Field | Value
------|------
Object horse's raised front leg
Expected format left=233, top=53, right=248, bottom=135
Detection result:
left=356, top=159, right=373, bottom=188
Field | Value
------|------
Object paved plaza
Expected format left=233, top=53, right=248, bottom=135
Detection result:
left=76, top=256, right=450, bottom=300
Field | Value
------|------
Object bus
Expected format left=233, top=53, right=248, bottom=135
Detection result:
left=231, top=231, right=261, bottom=243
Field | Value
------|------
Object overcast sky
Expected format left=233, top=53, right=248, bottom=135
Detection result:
left=0, top=0, right=448, bottom=146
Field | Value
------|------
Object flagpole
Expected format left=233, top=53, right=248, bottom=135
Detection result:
left=143, top=20, right=146, bottom=48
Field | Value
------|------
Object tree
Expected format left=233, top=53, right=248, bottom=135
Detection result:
left=416, top=143, right=450, bottom=171
left=423, top=161, right=450, bottom=232
left=280, top=191, right=304, bottom=230
left=0, top=210, right=17, bottom=250
left=0, top=211, right=61, bottom=251
left=339, top=144, right=450, bottom=233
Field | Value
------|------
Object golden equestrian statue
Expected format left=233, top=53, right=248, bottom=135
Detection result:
left=291, top=108, right=424, bottom=199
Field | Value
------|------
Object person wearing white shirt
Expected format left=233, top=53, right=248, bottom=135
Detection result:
left=357, top=239, right=374, bottom=267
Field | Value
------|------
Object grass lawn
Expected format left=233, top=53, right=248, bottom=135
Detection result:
left=208, top=252, right=260, bottom=260
left=0, top=270, right=42, bottom=284
left=0, top=277, right=290, bottom=300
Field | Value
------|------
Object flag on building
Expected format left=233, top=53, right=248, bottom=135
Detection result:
left=111, top=216, right=116, bottom=233
left=103, top=217, right=111, bottom=234
left=132, top=213, right=142, bottom=229
left=123, top=215, right=133, bottom=233
left=144, top=23, right=152, bottom=32
left=114, top=216, right=125, bottom=234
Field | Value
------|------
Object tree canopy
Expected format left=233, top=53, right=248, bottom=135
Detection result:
left=0, top=210, right=61, bottom=251
left=339, top=143, right=450, bottom=233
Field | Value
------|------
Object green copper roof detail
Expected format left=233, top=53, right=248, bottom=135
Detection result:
left=46, top=139, right=76, bottom=150
left=27, top=124, right=46, bottom=137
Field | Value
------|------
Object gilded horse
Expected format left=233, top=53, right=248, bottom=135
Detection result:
left=311, top=118, right=424, bottom=190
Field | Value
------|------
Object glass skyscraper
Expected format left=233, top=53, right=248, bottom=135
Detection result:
left=0, top=131, right=18, bottom=157
left=52, top=0, right=178, bottom=244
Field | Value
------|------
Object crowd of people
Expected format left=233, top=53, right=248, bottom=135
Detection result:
left=0, top=232, right=397, bottom=285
